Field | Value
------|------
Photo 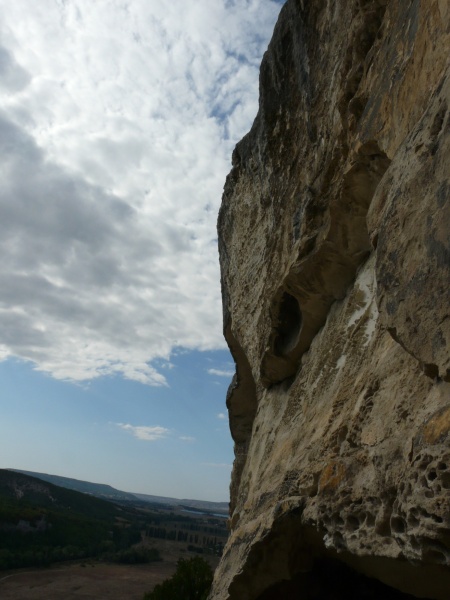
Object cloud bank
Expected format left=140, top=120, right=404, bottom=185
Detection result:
left=117, top=423, right=170, bottom=441
left=208, top=368, right=235, bottom=377
left=0, top=0, right=282, bottom=384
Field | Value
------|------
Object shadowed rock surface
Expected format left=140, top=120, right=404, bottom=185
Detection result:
left=211, top=1, right=449, bottom=598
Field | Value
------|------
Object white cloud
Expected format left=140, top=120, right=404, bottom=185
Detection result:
left=217, top=413, right=227, bottom=420
left=208, top=369, right=235, bottom=378
left=179, top=436, right=196, bottom=443
left=116, top=423, right=170, bottom=441
left=0, top=0, right=283, bottom=384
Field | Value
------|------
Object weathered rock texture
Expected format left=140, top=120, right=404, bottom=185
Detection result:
left=212, top=1, right=450, bottom=599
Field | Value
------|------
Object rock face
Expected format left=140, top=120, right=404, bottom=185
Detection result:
left=211, top=1, right=450, bottom=599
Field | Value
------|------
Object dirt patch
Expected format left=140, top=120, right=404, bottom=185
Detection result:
left=0, top=561, right=177, bottom=600
left=0, top=538, right=221, bottom=599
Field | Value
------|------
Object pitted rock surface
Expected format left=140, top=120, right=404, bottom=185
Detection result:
left=211, top=1, right=450, bottom=599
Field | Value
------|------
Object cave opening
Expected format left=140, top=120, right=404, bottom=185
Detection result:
left=274, top=292, right=302, bottom=356
left=255, top=558, right=428, bottom=600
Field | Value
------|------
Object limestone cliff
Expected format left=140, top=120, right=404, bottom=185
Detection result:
left=212, top=1, right=450, bottom=599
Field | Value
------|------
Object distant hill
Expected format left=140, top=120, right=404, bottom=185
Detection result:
left=8, top=468, right=229, bottom=514
left=133, top=493, right=228, bottom=515
left=10, top=469, right=138, bottom=503
left=0, top=469, right=122, bottom=518
left=0, top=469, right=141, bottom=569
left=0, top=469, right=230, bottom=572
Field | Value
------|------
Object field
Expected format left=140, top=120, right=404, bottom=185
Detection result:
left=0, top=561, right=176, bottom=599
left=0, top=544, right=221, bottom=600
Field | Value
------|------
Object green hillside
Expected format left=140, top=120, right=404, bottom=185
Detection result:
left=0, top=469, right=147, bottom=570
left=9, top=469, right=138, bottom=502
left=8, top=470, right=229, bottom=514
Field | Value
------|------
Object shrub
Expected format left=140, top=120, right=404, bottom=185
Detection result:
left=143, top=556, right=213, bottom=600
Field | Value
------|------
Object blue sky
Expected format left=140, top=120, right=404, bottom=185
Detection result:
left=0, top=351, right=234, bottom=500
left=0, top=1, right=284, bottom=501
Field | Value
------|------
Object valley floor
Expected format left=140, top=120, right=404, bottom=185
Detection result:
left=0, top=560, right=177, bottom=599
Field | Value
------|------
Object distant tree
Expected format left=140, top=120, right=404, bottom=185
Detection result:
left=143, top=556, right=213, bottom=600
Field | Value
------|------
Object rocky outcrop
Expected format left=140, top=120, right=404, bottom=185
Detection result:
left=212, top=1, right=449, bottom=599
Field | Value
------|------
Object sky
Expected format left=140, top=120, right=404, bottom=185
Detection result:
left=0, top=0, right=284, bottom=502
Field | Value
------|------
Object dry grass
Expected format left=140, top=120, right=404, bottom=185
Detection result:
left=0, top=561, right=176, bottom=600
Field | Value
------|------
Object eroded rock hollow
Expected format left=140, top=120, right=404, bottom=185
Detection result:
left=211, top=1, right=450, bottom=599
